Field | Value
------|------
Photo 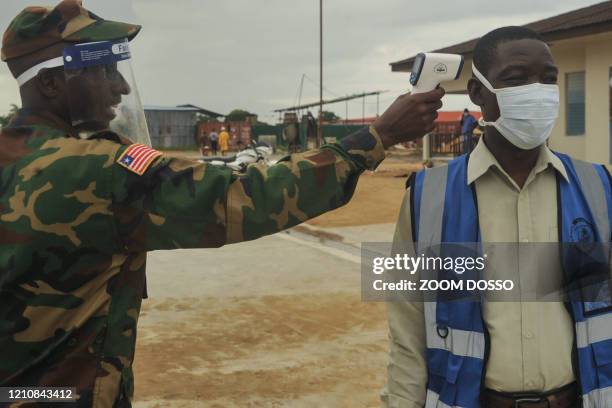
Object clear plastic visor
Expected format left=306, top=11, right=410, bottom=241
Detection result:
left=63, top=39, right=151, bottom=146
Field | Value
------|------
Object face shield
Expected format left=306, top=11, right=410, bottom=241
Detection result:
left=61, top=39, right=151, bottom=146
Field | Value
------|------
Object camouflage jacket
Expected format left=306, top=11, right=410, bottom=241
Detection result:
left=0, top=109, right=385, bottom=407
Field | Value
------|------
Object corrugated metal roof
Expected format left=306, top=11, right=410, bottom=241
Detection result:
left=391, top=1, right=612, bottom=71
left=144, top=105, right=201, bottom=111
left=177, top=104, right=224, bottom=117
left=144, top=104, right=225, bottom=117
left=527, top=1, right=612, bottom=33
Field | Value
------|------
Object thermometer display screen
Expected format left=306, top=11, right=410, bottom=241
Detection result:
left=410, top=53, right=426, bottom=86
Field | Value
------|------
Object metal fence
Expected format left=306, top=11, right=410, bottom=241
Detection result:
left=251, top=123, right=367, bottom=149
left=430, top=131, right=480, bottom=156
left=431, top=131, right=462, bottom=156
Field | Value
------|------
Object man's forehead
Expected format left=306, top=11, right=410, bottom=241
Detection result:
left=496, top=39, right=552, bottom=60
left=492, top=39, right=555, bottom=70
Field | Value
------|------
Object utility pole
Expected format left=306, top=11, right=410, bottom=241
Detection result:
left=297, top=74, right=305, bottom=107
left=317, top=0, right=323, bottom=147
left=297, top=73, right=305, bottom=123
left=345, top=99, right=348, bottom=125
left=362, top=93, right=365, bottom=125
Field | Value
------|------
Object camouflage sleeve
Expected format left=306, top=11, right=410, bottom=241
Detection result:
left=111, top=126, right=385, bottom=250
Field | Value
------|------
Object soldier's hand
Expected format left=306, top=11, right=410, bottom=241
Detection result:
left=373, top=87, right=445, bottom=149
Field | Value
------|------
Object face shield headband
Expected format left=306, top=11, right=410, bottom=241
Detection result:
left=16, top=56, right=64, bottom=87
left=16, top=39, right=132, bottom=84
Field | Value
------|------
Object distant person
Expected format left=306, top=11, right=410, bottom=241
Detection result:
left=306, top=111, right=317, bottom=141
left=197, top=131, right=207, bottom=154
left=219, top=126, right=230, bottom=155
left=460, top=108, right=478, bottom=153
left=209, top=129, right=219, bottom=155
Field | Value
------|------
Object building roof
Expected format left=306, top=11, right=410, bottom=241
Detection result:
left=339, top=111, right=481, bottom=125
left=341, top=117, right=378, bottom=125
left=390, top=1, right=612, bottom=72
left=144, top=104, right=224, bottom=118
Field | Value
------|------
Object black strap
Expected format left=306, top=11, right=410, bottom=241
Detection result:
left=407, top=172, right=417, bottom=243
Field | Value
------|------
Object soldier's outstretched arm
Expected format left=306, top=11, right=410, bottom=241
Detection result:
left=110, top=88, right=444, bottom=251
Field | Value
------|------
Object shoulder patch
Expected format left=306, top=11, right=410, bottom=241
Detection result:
left=117, top=144, right=162, bottom=175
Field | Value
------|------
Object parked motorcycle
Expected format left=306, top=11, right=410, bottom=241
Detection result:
left=200, top=141, right=273, bottom=172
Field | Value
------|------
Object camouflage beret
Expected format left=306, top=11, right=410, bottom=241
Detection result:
left=2, top=0, right=141, bottom=61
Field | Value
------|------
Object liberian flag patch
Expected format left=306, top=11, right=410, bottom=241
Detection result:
left=117, top=144, right=163, bottom=175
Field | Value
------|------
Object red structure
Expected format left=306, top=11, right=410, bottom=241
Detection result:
left=339, top=111, right=481, bottom=131
left=430, top=110, right=482, bottom=155
left=340, top=117, right=378, bottom=125
left=198, top=121, right=252, bottom=150
left=435, top=110, right=482, bottom=133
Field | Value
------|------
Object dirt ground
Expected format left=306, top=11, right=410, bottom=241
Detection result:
left=132, top=151, right=423, bottom=407
left=133, top=295, right=387, bottom=408
left=307, top=156, right=422, bottom=228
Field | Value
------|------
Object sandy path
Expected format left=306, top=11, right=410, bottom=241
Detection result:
left=134, top=295, right=386, bottom=407
left=307, top=158, right=421, bottom=228
left=133, top=154, right=422, bottom=407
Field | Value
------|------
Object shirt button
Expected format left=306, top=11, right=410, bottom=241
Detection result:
left=522, top=238, right=530, bottom=243
left=524, top=331, right=534, bottom=339
left=526, top=381, right=535, bottom=388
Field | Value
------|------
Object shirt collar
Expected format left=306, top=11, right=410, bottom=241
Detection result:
left=6, top=109, right=79, bottom=138
left=467, top=138, right=569, bottom=185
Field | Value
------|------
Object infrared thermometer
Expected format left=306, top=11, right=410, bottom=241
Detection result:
left=409, top=53, right=464, bottom=94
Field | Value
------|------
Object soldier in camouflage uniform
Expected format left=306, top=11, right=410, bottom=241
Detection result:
left=0, top=1, right=444, bottom=406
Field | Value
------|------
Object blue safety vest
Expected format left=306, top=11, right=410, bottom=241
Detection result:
left=409, top=152, right=612, bottom=408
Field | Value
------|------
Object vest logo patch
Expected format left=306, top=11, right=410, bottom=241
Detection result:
left=571, top=217, right=596, bottom=252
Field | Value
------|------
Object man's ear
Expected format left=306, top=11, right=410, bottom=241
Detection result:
left=35, top=68, right=63, bottom=98
left=467, top=78, right=484, bottom=106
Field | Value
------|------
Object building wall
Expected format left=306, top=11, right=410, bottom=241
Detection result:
left=198, top=121, right=252, bottom=149
left=584, top=32, right=612, bottom=164
left=145, top=110, right=198, bottom=149
left=547, top=37, right=587, bottom=160
left=548, top=32, right=612, bottom=163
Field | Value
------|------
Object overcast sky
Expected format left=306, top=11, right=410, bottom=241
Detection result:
left=0, top=0, right=604, bottom=122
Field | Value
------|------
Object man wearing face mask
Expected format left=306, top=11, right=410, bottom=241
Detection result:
left=382, top=26, right=612, bottom=408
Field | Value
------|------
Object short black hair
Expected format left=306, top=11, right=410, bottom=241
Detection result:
left=473, top=26, right=545, bottom=77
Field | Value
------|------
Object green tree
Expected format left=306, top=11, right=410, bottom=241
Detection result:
left=321, top=110, right=340, bottom=122
left=226, top=109, right=257, bottom=123
left=196, top=113, right=219, bottom=123
left=0, top=104, right=19, bottom=127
